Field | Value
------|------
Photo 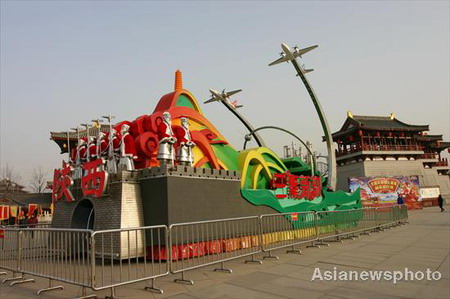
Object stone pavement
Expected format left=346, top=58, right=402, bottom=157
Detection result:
left=0, top=207, right=449, bottom=299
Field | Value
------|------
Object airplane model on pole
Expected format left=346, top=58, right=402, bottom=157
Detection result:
left=269, top=42, right=337, bottom=191
left=204, top=89, right=244, bottom=109
left=204, top=89, right=266, bottom=147
left=269, top=44, right=318, bottom=67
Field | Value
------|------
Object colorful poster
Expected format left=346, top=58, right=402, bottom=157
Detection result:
left=349, top=176, right=422, bottom=209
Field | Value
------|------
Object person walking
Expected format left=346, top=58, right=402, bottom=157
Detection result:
left=397, top=193, right=404, bottom=205
left=438, top=194, right=445, bottom=212
left=19, top=212, right=28, bottom=227
left=27, top=210, right=39, bottom=228
left=27, top=210, right=39, bottom=238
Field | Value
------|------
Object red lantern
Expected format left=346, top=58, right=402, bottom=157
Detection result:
left=375, top=131, right=380, bottom=137
left=348, top=136, right=354, bottom=142
left=358, top=130, right=363, bottom=137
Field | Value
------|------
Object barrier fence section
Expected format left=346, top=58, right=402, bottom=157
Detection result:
left=91, top=225, right=169, bottom=294
left=377, top=205, right=407, bottom=227
left=315, top=206, right=408, bottom=242
left=0, top=229, right=20, bottom=274
left=259, top=211, right=317, bottom=256
left=316, top=209, right=365, bottom=241
left=10, top=228, right=93, bottom=290
left=0, top=206, right=409, bottom=296
left=2, top=222, right=52, bottom=229
left=397, top=205, right=408, bottom=223
left=169, top=216, right=261, bottom=283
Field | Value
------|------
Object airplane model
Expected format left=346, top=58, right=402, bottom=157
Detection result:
left=268, top=43, right=318, bottom=67
left=204, top=89, right=243, bottom=109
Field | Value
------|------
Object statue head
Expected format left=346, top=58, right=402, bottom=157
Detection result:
left=162, top=112, right=171, bottom=124
left=181, top=117, right=189, bottom=128
left=121, top=124, right=130, bottom=135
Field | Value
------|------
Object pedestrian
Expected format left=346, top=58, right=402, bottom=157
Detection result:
left=438, top=194, right=445, bottom=212
left=27, top=210, right=39, bottom=228
left=19, top=213, right=28, bottom=227
left=396, top=193, right=404, bottom=205
left=27, top=210, right=39, bottom=238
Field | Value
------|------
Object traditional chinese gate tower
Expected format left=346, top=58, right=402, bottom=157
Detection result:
left=332, top=112, right=450, bottom=200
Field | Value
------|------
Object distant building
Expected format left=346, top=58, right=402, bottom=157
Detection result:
left=0, top=179, right=52, bottom=222
left=0, top=178, right=27, bottom=194
left=332, top=112, right=450, bottom=202
left=0, top=193, right=52, bottom=209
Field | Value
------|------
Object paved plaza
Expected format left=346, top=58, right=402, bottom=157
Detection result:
left=0, top=207, right=449, bottom=299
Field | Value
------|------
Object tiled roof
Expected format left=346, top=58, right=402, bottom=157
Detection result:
left=0, top=193, right=52, bottom=208
left=351, top=115, right=429, bottom=130
left=50, top=124, right=111, bottom=140
left=332, top=114, right=430, bottom=140
left=415, top=135, right=443, bottom=142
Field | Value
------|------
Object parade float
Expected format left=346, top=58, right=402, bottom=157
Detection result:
left=50, top=69, right=360, bottom=232
left=48, top=44, right=362, bottom=259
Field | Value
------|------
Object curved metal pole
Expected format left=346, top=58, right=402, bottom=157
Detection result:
left=291, top=57, right=336, bottom=190
left=243, top=125, right=315, bottom=176
left=221, top=100, right=266, bottom=148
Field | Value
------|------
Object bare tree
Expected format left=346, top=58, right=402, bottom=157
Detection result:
left=30, top=166, right=47, bottom=194
left=0, top=163, right=23, bottom=193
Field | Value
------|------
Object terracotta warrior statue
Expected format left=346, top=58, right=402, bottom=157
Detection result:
left=157, top=112, right=177, bottom=167
left=174, top=117, right=196, bottom=166
left=118, top=124, right=137, bottom=171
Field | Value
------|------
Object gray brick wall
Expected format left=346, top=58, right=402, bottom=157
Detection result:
left=52, top=172, right=145, bottom=259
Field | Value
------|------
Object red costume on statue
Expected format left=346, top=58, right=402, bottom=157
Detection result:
left=173, top=126, right=191, bottom=144
left=158, top=122, right=174, bottom=140
left=122, top=132, right=137, bottom=158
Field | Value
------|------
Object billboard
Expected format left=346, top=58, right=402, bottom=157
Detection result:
left=420, top=187, right=440, bottom=199
left=349, top=176, right=422, bottom=209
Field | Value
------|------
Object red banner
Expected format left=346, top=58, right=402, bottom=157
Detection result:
left=270, top=172, right=322, bottom=200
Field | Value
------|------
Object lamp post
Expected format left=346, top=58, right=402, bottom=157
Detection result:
left=91, top=118, right=104, bottom=158
left=80, top=123, right=90, bottom=162
left=66, top=131, right=71, bottom=163
left=70, top=127, right=80, bottom=164
left=102, top=114, right=116, bottom=160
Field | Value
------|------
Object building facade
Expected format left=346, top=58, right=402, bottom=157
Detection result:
left=332, top=112, right=450, bottom=203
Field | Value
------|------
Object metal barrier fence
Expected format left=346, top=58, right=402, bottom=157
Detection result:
left=1, top=222, right=52, bottom=229
left=316, top=208, right=375, bottom=241
left=169, top=216, right=261, bottom=284
left=91, top=226, right=169, bottom=295
left=397, top=205, right=408, bottom=223
left=0, top=206, right=409, bottom=297
left=0, top=229, right=21, bottom=274
left=315, top=206, right=407, bottom=242
left=2, top=228, right=93, bottom=294
left=259, top=211, right=317, bottom=258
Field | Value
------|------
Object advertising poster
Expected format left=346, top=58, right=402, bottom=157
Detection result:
left=349, top=176, right=422, bottom=209
left=420, top=187, right=440, bottom=199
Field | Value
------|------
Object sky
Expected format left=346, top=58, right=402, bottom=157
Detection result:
left=0, top=1, right=449, bottom=189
